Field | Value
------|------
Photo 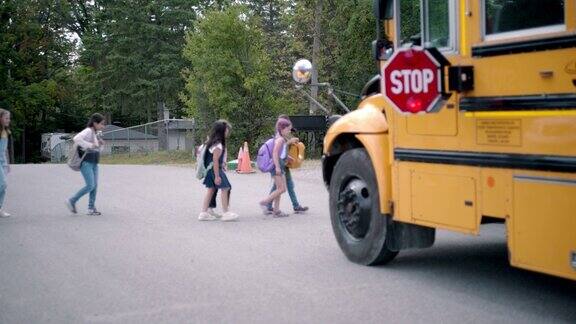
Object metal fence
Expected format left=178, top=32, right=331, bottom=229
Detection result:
left=50, top=119, right=196, bottom=163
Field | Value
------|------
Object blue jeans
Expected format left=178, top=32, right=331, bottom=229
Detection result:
left=70, top=162, right=98, bottom=209
left=267, top=168, right=300, bottom=209
left=0, top=167, right=6, bottom=209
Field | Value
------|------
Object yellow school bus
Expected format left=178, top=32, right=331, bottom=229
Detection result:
left=321, top=0, right=576, bottom=280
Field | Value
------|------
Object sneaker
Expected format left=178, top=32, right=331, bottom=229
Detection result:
left=208, top=208, right=222, bottom=219
left=272, top=210, right=289, bottom=218
left=258, top=203, right=269, bottom=215
left=198, top=211, right=217, bottom=221
left=221, top=211, right=239, bottom=222
left=0, top=210, right=10, bottom=218
left=293, top=206, right=309, bottom=214
left=66, top=200, right=77, bottom=214
left=87, top=208, right=102, bottom=216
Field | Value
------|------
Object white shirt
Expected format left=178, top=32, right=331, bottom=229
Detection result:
left=208, top=143, right=223, bottom=154
left=208, top=143, right=227, bottom=163
left=73, top=127, right=100, bottom=150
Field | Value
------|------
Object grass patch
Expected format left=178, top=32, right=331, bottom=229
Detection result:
left=100, top=151, right=195, bottom=165
left=99, top=150, right=322, bottom=168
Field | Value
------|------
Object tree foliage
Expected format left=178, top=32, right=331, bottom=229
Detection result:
left=1, top=0, right=389, bottom=162
left=182, top=6, right=293, bottom=150
left=0, top=0, right=85, bottom=162
left=77, top=0, right=198, bottom=124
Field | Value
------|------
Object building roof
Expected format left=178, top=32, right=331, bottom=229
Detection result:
left=101, top=125, right=158, bottom=140
left=166, top=119, right=195, bottom=130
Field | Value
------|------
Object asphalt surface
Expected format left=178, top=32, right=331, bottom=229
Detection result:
left=1, top=164, right=575, bottom=323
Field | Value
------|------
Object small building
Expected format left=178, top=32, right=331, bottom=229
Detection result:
left=101, top=125, right=158, bottom=155
left=166, top=119, right=195, bottom=152
left=41, top=132, right=72, bottom=162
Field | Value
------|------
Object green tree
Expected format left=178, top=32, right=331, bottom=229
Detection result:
left=182, top=6, right=292, bottom=150
left=284, top=0, right=378, bottom=113
left=0, top=0, right=83, bottom=162
left=77, top=0, right=197, bottom=126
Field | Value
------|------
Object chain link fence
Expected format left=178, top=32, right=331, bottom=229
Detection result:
left=49, top=119, right=196, bottom=163
left=48, top=116, right=328, bottom=163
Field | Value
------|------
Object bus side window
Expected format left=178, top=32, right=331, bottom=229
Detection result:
left=425, top=0, right=451, bottom=48
left=399, top=0, right=422, bottom=47
left=397, top=0, right=456, bottom=51
left=484, top=0, right=565, bottom=37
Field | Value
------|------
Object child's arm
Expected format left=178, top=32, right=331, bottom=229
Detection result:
left=4, top=137, right=9, bottom=174
left=212, top=146, right=222, bottom=185
left=272, top=137, right=284, bottom=174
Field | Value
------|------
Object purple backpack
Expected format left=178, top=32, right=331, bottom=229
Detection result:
left=257, top=137, right=275, bottom=172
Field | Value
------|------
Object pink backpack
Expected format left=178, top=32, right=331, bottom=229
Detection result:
left=256, top=137, right=275, bottom=172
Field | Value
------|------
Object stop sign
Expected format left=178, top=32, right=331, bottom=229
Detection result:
left=382, top=47, right=448, bottom=114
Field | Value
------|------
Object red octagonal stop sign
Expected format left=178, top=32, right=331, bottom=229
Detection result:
left=382, top=47, right=448, bottom=114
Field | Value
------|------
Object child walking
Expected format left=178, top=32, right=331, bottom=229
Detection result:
left=0, top=109, right=12, bottom=218
left=266, top=115, right=308, bottom=214
left=66, top=113, right=106, bottom=215
left=198, top=120, right=238, bottom=222
left=259, top=118, right=292, bottom=217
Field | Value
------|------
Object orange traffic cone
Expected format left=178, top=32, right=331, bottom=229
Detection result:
left=237, top=141, right=255, bottom=174
left=235, top=146, right=243, bottom=172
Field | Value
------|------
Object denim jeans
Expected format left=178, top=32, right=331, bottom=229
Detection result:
left=0, top=137, right=8, bottom=209
left=70, top=161, right=98, bottom=209
left=267, top=167, right=299, bottom=209
left=0, top=167, right=6, bottom=209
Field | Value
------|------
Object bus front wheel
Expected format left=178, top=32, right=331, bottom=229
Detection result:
left=329, top=148, right=398, bottom=265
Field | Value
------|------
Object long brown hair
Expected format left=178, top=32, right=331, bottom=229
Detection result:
left=205, top=119, right=231, bottom=150
left=0, top=109, right=11, bottom=136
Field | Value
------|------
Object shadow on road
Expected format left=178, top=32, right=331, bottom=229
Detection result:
left=382, top=240, right=576, bottom=321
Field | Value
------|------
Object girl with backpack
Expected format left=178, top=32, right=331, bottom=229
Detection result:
left=66, top=113, right=105, bottom=215
left=0, top=109, right=12, bottom=218
left=198, top=120, right=238, bottom=222
left=197, top=136, right=221, bottom=219
left=259, top=118, right=292, bottom=217
left=265, top=115, right=308, bottom=214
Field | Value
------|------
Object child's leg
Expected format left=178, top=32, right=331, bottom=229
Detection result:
left=272, top=175, right=287, bottom=212
left=273, top=195, right=281, bottom=211
left=221, top=188, right=230, bottom=213
left=261, top=175, right=286, bottom=205
left=209, top=189, right=218, bottom=209
left=202, top=188, right=216, bottom=212
left=266, top=182, right=277, bottom=210
left=285, top=168, right=300, bottom=209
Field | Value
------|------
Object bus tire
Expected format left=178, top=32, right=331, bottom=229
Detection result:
left=329, top=148, right=398, bottom=265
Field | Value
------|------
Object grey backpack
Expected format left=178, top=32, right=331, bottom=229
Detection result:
left=195, top=145, right=213, bottom=180
left=67, top=144, right=86, bottom=171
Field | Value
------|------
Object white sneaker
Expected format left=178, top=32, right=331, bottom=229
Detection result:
left=0, top=210, right=10, bottom=218
left=221, top=211, right=239, bottom=222
left=208, top=208, right=222, bottom=219
left=198, top=211, right=218, bottom=221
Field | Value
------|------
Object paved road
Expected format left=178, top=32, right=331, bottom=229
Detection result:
left=1, top=164, right=575, bottom=323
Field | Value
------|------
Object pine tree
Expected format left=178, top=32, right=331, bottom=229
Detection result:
left=77, top=0, right=198, bottom=125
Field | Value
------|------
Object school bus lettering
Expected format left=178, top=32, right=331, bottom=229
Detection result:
left=476, top=119, right=522, bottom=146
left=389, top=68, right=434, bottom=95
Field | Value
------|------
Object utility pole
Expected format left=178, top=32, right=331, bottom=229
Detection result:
left=157, top=101, right=168, bottom=151
left=310, top=0, right=323, bottom=115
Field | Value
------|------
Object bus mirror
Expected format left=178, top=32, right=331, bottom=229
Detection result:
left=372, top=39, right=393, bottom=60
left=292, top=59, right=313, bottom=84
left=374, top=0, right=393, bottom=21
